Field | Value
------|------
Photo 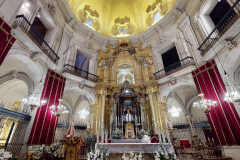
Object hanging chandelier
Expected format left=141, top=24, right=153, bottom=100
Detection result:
left=193, top=94, right=217, bottom=109
left=22, top=94, right=47, bottom=106
left=50, top=99, right=69, bottom=116
left=224, top=74, right=240, bottom=102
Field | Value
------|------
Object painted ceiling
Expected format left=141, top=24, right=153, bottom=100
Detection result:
left=67, top=0, right=176, bottom=37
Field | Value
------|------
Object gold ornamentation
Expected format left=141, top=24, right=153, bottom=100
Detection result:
left=67, top=0, right=176, bottom=37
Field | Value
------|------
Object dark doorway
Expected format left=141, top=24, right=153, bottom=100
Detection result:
left=29, top=17, right=47, bottom=45
left=162, top=47, right=181, bottom=73
left=210, top=0, right=236, bottom=32
left=75, top=53, right=89, bottom=77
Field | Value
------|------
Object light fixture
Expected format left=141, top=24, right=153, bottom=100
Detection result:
left=193, top=94, right=217, bottom=109
left=50, top=99, right=69, bottom=116
left=224, top=74, right=240, bottom=102
left=22, top=94, right=47, bottom=106
left=168, top=107, right=181, bottom=117
left=79, top=109, right=89, bottom=119
left=215, top=54, right=240, bottom=103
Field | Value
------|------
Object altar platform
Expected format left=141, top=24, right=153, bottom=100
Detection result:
left=96, top=142, right=173, bottom=153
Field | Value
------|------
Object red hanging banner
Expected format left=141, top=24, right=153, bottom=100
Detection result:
left=0, top=18, right=16, bottom=65
left=28, top=70, right=66, bottom=145
left=192, top=60, right=240, bottom=145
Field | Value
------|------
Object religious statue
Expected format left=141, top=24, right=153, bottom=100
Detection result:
left=125, top=108, right=133, bottom=122
left=124, top=109, right=135, bottom=139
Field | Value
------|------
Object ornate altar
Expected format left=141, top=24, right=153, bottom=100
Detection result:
left=92, top=39, right=169, bottom=141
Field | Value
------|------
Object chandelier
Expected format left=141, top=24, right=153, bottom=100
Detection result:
left=224, top=74, right=240, bottom=102
left=193, top=94, right=217, bottom=109
left=50, top=99, right=69, bottom=116
left=168, top=107, right=181, bottom=117
left=22, top=94, right=47, bottom=106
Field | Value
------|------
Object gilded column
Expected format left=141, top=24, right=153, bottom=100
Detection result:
left=147, top=88, right=158, bottom=134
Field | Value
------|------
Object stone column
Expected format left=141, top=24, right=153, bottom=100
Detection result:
left=101, top=93, right=106, bottom=143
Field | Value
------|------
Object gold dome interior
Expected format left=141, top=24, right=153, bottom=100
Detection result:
left=67, top=0, right=176, bottom=37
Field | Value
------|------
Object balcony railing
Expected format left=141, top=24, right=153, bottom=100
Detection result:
left=13, top=15, right=59, bottom=63
left=63, top=64, right=98, bottom=82
left=0, top=106, right=31, bottom=121
left=154, top=56, right=195, bottom=80
left=198, top=0, right=240, bottom=55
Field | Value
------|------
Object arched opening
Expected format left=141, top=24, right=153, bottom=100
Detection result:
left=117, top=64, right=135, bottom=84
left=0, top=79, right=28, bottom=112
left=0, top=79, right=28, bottom=146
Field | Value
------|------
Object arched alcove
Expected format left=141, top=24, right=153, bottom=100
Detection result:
left=0, top=78, right=29, bottom=112
left=117, top=64, right=135, bottom=84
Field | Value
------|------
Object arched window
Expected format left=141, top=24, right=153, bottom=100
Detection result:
left=117, top=64, right=135, bottom=84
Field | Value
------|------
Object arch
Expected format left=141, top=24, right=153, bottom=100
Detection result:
left=185, top=95, right=201, bottom=115
left=0, top=71, right=34, bottom=95
left=111, top=54, right=140, bottom=84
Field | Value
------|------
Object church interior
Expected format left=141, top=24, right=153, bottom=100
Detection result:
left=0, top=0, right=240, bottom=159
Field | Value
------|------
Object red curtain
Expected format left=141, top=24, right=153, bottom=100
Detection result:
left=192, top=60, right=240, bottom=145
left=0, top=18, right=16, bottom=65
left=28, top=70, right=66, bottom=145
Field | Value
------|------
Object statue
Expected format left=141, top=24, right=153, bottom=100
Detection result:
left=125, top=108, right=133, bottom=122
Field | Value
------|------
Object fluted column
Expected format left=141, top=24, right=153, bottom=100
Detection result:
left=147, top=87, right=159, bottom=134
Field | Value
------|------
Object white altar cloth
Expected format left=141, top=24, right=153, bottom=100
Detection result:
left=96, top=143, right=173, bottom=153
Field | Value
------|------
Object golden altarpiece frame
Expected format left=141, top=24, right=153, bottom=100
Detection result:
left=91, top=39, right=168, bottom=140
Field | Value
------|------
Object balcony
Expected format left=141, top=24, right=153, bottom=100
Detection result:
left=0, top=105, right=31, bottom=121
left=198, top=0, right=240, bottom=56
left=63, top=64, right=98, bottom=85
left=154, top=56, right=195, bottom=82
left=12, top=15, right=59, bottom=63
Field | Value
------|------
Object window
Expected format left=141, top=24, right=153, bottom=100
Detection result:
left=210, top=0, right=235, bottom=32
left=86, top=18, right=93, bottom=27
left=153, top=12, right=161, bottom=24
left=162, top=47, right=181, bottom=73
left=29, top=17, right=47, bottom=45
left=75, top=53, right=89, bottom=77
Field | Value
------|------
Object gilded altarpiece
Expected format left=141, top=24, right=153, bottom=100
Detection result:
left=93, top=39, right=168, bottom=140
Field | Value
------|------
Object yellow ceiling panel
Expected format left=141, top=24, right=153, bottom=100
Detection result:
left=67, top=0, right=176, bottom=37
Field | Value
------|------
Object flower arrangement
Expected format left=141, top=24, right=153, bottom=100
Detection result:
left=111, top=128, right=122, bottom=139
left=0, top=149, right=12, bottom=160
left=153, top=144, right=177, bottom=160
left=138, top=129, right=150, bottom=139
left=30, top=143, right=64, bottom=160
left=87, top=147, right=109, bottom=160
left=121, top=152, right=142, bottom=160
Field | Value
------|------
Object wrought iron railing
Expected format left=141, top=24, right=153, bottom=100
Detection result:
left=13, top=15, right=59, bottom=63
left=154, top=56, right=195, bottom=80
left=198, top=0, right=240, bottom=54
left=64, top=64, right=98, bottom=82
left=0, top=106, right=31, bottom=121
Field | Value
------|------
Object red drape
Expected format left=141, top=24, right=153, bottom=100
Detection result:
left=28, top=70, right=66, bottom=145
left=192, top=60, right=240, bottom=145
left=0, top=18, right=16, bottom=65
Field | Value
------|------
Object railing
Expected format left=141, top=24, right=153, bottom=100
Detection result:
left=13, top=15, right=59, bottom=63
left=198, top=0, right=240, bottom=54
left=154, top=56, right=195, bottom=80
left=0, top=106, right=31, bottom=121
left=64, top=64, right=98, bottom=82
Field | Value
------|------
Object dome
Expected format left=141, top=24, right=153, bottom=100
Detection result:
left=67, top=0, right=176, bottom=37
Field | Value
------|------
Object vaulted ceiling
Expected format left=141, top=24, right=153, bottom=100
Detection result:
left=67, top=0, right=176, bottom=37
